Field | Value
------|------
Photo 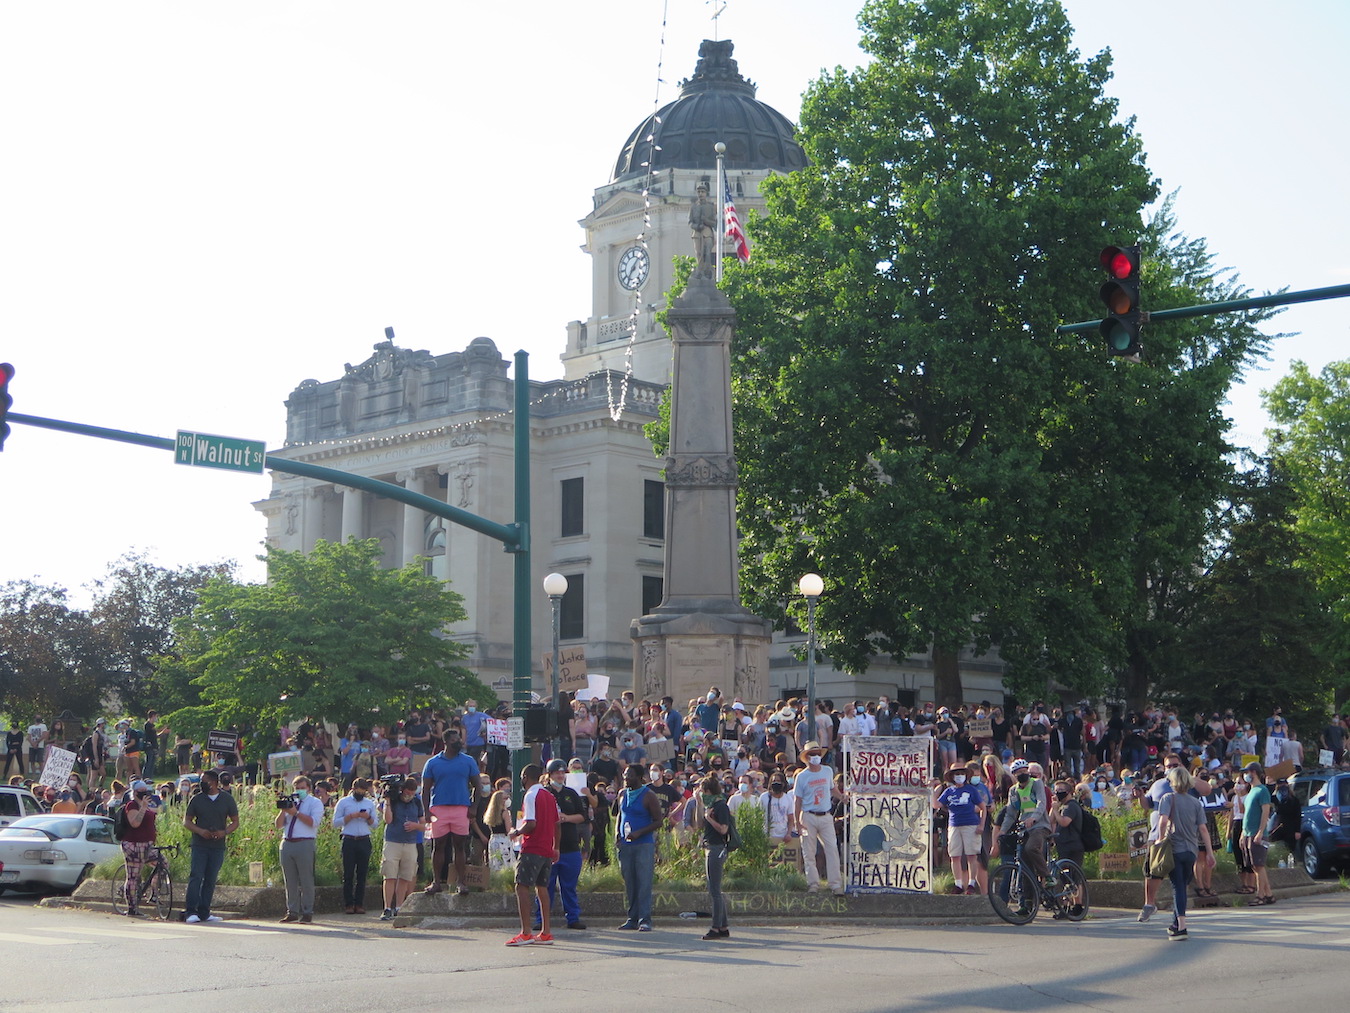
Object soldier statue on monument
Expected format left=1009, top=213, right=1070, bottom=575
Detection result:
left=689, top=181, right=718, bottom=279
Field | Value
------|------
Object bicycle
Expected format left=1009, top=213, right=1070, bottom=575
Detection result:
left=112, top=843, right=179, bottom=920
left=987, top=825, right=1089, bottom=925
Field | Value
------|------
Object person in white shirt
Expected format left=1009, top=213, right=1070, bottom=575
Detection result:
left=763, top=777, right=796, bottom=843
left=727, top=777, right=761, bottom=818
left=857, top=705, right=878, bottom=738
left=793, top=741, right=843, bottom=895
left=333, top=777, right=378, bottom=914
left=274, top=775, right=326, bottom=923
left=837, top=703, right=861, bottom=742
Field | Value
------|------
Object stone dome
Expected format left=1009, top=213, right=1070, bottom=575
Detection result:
left=610, top=39, right=808, bottom=183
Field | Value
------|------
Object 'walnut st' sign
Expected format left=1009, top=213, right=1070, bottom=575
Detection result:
left=175, top=430, right=266, bottom=474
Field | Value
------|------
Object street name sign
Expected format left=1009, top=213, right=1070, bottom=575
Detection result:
left=175, top=430, right=266, bottom=473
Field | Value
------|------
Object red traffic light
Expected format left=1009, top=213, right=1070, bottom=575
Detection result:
left=1099, top=246, right=1139, bottom=280
left=0, top=361, right=12, bottom=451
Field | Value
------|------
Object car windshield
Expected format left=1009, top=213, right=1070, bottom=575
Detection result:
left=0, top=816, right=84, bottom=840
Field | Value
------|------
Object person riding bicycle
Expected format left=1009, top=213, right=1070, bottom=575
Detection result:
left=120, top=779, right=160, bottom=917
left=995, top=758, right=1051, bottom=885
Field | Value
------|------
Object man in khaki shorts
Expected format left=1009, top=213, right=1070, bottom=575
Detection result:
left=379, top=777, right=426, bottom=921
left=937, top=765, right=987, bottom=895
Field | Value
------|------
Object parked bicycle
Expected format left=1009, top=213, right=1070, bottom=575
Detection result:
left=112, top=843, right=179, bottom=920
left=988, top=825, right=1089, bottom=925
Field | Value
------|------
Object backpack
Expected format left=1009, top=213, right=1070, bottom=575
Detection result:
left=112, top=803, right=132, bottom=842
left=1079, top=808, right=1104, bottom=852
left=725, top=809, right=742, bottom=852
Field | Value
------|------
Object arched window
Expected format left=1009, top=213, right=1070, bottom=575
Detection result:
left=424, top=517, right=448, bottom=582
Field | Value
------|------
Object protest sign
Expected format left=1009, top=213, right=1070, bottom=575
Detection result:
left=965, top=717, right=992, bottom=739
left=39, top=747, right=77, bottom=789
left=843, top=736, right=933, bottom=894
left=542, top=646, right=588, bottom=694
left=268, top=751, right=303, bottom=777
left=485, top=718, right=509, bottom=747
left=644, top=738, right=675, bottom=763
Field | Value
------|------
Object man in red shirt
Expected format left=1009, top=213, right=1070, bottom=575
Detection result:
left=505, top=763, right=560, bottom=945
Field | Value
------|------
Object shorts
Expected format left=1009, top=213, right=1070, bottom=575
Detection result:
left=381, top=841, right=419, bottom=880
left=1143, top=846, right=1167, bottom=879
left=948, top=824, right=981, bottom=857
left=1242, top=837, right=1268, bottom=868
left=515, top=850, right=551, bottom=888
left=428, top=805, right=470, bottom=838
left=176, top=745, right=191, bottom=767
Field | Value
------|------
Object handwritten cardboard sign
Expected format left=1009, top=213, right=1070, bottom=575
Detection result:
left=843, top=736, right=933, bottom=895
left=542, top=646, right=588, bottom=694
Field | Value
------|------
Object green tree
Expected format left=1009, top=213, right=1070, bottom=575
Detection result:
left=1169, top=463, right=1334, bottom=731
left=1265, top=359, right=1350, bottom=708
left=721, top=0, right=1157, bottom=701
left=159, top=538, right=493, bottom=754
left=0, top=580, right=106, bottom=720
left=89, top=552, right=235, bottom=715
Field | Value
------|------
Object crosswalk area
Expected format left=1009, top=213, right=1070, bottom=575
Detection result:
left=2, top=917, right=363, bottom=947
left=1090, top=899, right=1350, bottom=945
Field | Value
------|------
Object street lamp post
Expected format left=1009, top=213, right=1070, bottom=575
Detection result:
left=543, top=571, right=569, bottom=762
left=798, top=573, right=824, bottom=731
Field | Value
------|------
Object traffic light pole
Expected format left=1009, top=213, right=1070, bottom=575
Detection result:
left=1058, top=282, right=1350, bottom=335
left=8, top=351, right=536, bottom=799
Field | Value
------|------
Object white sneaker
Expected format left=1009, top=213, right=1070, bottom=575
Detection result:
left=204, top=915, right=224, bottom=923
left=185, top=915, right=201, bottom=924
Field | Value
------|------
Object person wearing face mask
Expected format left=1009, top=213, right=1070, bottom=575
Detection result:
left=333, top=777, right=378, bottom=914
left=535, top=759, right=587, bottom=931
left=182, top=768, right=239, bottom=924
left=274, top=775, right=326, bottom=923
left=380, top=777, right=427, bottom=920
left=1239, top=761, right=1274, bottom=904
left=461, top=699, right=488, bottom=764
left=590, top=743, right=619, bottom=784
left=995, top=758, right=1051, bottom=885
left=589, top=777, right=614, bottom=867
left=727, top=775, right=761, bottom=821
left=764, top=777, right=796, bottom=846
left=117, top=780, right=160, bottom=916
left=937, top=765, right=986, bottom=895
left=385, top=732, right=413, bottom=778
left=793, top=741, right=844, bottom=895
left=1049, top=779, right=1085, bottom=878
left=1233, top=721, right=1257, bottom=758
left=693, top=773, right=732, bottom=940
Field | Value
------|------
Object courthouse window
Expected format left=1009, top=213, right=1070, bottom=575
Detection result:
left=561, top=478, right=584, bottom=537
left=643, top=479, right=664, bottom=539
left=560, top=574, right=585, bottom=640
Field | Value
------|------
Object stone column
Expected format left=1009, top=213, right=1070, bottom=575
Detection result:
left=397, top=468, right=426, bottom=566
left=631, top=276, right=772, bottom=705
left=340, top=487, right=365, bottom=542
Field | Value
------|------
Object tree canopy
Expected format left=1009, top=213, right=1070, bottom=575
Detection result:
left=159, top=538, right=493, bottom=751
left=713, top=0, right=1272, bottom=705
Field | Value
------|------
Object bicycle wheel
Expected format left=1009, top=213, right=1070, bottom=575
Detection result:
left=989, top=863, right=1039, bottom=925
left=1053, top=860, right=1089, bottom=922
left=149, top=863, right=173, bottom=920
left=111, top=864, right=130, bottom=916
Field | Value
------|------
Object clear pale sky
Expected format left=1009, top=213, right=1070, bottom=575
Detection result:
left=1, top=1, right=1346, bottom=600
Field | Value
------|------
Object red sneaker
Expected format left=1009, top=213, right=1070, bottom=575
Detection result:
left=533, top=932, right=555, bottom=945
left=505, top=932, right=535, bottom=946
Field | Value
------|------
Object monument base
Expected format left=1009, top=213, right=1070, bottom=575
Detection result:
left=631, top=607, right=772, bottom=707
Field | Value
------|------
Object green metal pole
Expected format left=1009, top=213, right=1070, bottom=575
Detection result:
left=1056, top=282, right=1350, bottom=335
left=510, top=351, right=532, bottom=803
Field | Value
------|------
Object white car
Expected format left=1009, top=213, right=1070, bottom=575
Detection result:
left=0, top=814, right=119, bottom=894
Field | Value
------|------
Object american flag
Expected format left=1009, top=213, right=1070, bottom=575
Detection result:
left=723, top=181, right=750, bottom=263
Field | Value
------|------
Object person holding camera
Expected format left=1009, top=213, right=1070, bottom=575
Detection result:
left=333, top=777, right=378, bottom=914
left=274, top=775, right=326, bottom=923
left=379, top=776, right=425, bottom=920
left=183, top=768, right=239, bottom=924
left=120, top=779, right=161, bottom=917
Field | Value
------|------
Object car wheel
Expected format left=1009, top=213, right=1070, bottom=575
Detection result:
left=1301, top=837, right=1326, bottom=879
left=73, top=863, right=95, bottom=890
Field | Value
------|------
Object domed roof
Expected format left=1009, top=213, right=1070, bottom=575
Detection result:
left=611, top=40, right=808, bottom=183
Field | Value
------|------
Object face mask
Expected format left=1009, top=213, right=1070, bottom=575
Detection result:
left=296, top=789, right=310, bottom=798
left=971, top=775, right=983, bottom=784
left=808, top=756, right=822, bottom=766
left=1016, top=773, right=1030, bottom=784
left=353, top=792, right=366, bottom=800
left=1097, top=781, right=1107, bottom=790
left=1055, top=791, right=1069, bottom=800
left=398, top=739, right=407, bottom=746
left=739, top=783, right=751, bottom=794
left=68, top=780, right=79, bottom=788
left=1243, top=773, right=1254, bottom=783
left=952, top=774, right=966, bottom=785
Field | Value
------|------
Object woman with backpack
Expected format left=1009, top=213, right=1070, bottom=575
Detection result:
left=119, top=779, right=161, bottom=917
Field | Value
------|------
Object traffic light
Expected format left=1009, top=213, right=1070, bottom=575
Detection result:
left=1098, top=244, right=1142, bottom=357
left=0, top=362, right=12, bottom=451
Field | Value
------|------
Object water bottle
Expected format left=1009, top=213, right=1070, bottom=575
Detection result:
left=679, top=911, right=698, bottom=919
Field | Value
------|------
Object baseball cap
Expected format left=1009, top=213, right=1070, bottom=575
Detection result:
left=546, top=759, right=566, bottom=773
left=131, top=779, right=153, bottom=792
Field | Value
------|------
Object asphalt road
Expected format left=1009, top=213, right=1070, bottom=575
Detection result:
left=2, top=891, right=1346, bottom=1012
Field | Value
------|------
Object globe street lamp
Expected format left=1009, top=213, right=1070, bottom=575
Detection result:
left=799, top=573, right=824, bottom=730
left=543, top=572, right=569, bottom=761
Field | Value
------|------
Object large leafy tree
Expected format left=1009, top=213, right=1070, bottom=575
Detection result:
left=159, top=538, right=493, bottom=753
left=88, top=552, right=234, bottom=715
left=724, top=0, right=1156, bottom=701
left=720, top=0, right=1275, bottom=706
left=1265, top=359, right=1350, bottom=708
left=0, top=581, right=106, bottom=720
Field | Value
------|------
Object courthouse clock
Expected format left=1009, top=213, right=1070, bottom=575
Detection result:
left=617, top=245, right=650, bottom=291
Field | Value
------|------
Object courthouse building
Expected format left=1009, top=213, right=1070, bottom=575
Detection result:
left=253, top=41, right=1006, bottom=708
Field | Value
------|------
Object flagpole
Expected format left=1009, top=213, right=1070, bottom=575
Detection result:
left=714, top=140, right=725, bottom=283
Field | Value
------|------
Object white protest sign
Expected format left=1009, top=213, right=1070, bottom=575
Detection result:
left=39, top=747, right=77, bottom=789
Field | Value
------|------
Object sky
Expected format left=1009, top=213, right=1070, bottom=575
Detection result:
left=1, top=0, right=1347, bottom=602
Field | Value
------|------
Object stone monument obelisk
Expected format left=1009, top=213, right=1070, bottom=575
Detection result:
left=630, top=274, right=772, bottom=706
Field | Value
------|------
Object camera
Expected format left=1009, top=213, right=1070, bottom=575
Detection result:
left=380, top=774, right=404, bottom=797
left=276, top=794, right=298, bottom=810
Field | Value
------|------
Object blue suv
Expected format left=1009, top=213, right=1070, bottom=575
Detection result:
left=1292, top=768, right=1350, bottom=878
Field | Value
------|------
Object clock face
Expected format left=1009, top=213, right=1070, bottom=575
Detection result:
left=617, top=245, right=650, bottom=291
